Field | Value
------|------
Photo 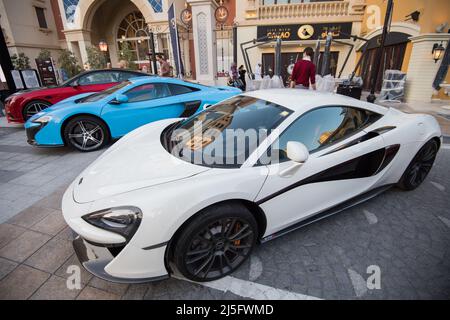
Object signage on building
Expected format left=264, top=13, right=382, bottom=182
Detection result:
left=35, top=58, right=58, bottom=86
left=257, top=23, right=353, bottom=41
left=181, top=8, right=192, bottom=27
left=215, top=5, right=229, bottom=24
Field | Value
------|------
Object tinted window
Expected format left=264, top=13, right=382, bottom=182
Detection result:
left=118, top=71, right=141, bottom=82
left=272, top=106, right=381, bottom=162
left=165, top=96, right=293, bottom=168
left=78, top=72, right=117, bottom=85
left=168, top=84, right=198, bottom=95
left=125, top=83, right=171, bottom=103
left=80, top=81, right=131, bottom=103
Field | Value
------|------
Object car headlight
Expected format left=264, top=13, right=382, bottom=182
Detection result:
left=33, top=115, right=52, bottom=124
left=82, top=206, right=142, bottom=242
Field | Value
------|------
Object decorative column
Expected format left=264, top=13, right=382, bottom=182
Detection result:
left=405, top=33, right=450, bottom=102
left=188, top=0, right=218, bottom=85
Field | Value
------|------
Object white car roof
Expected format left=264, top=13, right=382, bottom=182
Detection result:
left=242, top=89, right=388, bottom=115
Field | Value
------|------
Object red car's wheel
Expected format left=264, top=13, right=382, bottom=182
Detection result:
left=23, top=100, right=51, bottom=121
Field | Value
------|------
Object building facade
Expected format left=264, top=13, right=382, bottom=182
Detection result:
left=360, top=0, right=450, bottom=102
left=0, top=0, right=65, bottom=69
left=235, top=0, right=366, bottom=85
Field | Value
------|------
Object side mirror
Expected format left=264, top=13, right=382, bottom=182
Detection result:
left=111, top=94, right=129, bottom=105
left=70, top=80, right=79, bottom=87
left=287, top=141, right=309, bottom=163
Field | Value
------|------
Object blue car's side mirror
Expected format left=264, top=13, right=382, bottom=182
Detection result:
left=111, top=94, right=129, bottom=105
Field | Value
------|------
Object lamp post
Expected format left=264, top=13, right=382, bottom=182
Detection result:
left=367, top=0, right=394, bottom=104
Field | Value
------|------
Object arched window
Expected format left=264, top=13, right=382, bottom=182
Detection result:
left=117, top=11, right=150, bottom=63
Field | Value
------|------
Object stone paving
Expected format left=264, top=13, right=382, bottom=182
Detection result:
left=0, top=127, right=104, bottom=223
left=0, top=122, right=449, bottom=300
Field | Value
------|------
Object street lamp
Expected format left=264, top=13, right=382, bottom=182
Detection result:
left=432, top=42, right=445, bottom=63
left=99, top=40, right=108, bottom=52
left=99, top=41, right=110, bottom=68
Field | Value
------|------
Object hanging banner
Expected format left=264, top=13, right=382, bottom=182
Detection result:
left=168, top=3, right=184, bottom=77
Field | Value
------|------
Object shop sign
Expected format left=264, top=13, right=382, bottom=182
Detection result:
left=257, top=23, right=352, bottom=41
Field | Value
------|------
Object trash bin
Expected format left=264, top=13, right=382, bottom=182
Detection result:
left=337, top=84, right=362, bottom=100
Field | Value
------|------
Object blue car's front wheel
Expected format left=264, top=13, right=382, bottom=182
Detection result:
left=63, top=116, right=110, bottom=152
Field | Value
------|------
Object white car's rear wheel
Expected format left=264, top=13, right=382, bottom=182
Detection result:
left=398, top=139, right=438, bottom=191
left=173, top=203, right=257, bottom=282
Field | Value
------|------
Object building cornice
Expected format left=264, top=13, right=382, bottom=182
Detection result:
left=235, top=15, right=364, bottom=27
left=7, top=42, right=63, bottom=50
left=409, top=33, right=450, bottom=43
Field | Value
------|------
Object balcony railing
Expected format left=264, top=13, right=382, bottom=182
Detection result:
left=252, top=1, right=352, bottom=20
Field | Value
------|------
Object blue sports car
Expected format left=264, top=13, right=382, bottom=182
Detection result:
left=25, top=77, right=241, bottom=152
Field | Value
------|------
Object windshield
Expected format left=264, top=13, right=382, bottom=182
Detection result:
left=165, top=96, right=293, bottom=168
left=79, top=81, right=131, bottom=103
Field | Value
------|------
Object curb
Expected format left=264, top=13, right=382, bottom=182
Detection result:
left=443, top=136, right=450, bottom=145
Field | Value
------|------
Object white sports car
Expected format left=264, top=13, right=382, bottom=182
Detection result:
left=62, top=89, right=442, bottom=283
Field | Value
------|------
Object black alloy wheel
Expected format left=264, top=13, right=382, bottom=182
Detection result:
left=24, top=101, right=51, bottom=120
left=398, top=139, right=438, bottom=191
left=64, top=116, right=110, bottom=152
left=173, top=204, right=257, bottom=282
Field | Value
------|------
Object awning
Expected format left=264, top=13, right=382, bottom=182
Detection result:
left=358, top=32, right=411, bottom=51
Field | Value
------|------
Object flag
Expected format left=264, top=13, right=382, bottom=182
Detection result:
left=168, top=3, right=184, bottom=77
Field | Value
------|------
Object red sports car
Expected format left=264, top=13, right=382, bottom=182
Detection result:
left=4, top=69, right=145, bottom=123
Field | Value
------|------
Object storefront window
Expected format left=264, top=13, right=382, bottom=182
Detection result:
left=262, top=51, right=339, bottom=85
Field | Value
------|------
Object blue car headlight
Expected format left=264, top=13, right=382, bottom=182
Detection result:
left=32, top=115, right=53, bottom=124
left=82, top=206, right=142, bottom=242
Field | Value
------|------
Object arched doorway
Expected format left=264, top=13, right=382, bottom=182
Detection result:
left=117, top=11, right=151, bottom=64
left=116, top=11, right=171, bottom=69
left=357, top=23, right=420, bottom=92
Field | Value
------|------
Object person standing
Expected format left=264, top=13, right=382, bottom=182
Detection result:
left=238, top=65, right=247, bottom=91
left=229, top=63, right=238, bottom=82
left=254, top=63, right=262, bottom=80
left=157, top=55, right=171, bottom=77
left=290, top=47, right=316, bottom=90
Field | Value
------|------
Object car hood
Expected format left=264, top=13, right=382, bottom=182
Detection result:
left=73, top=119, right=210, bottom=203
left=28, top=93, right=96, bottom=122
left=8, top=87, right=53, bottom=97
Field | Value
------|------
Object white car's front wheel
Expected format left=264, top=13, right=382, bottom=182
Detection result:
left=173, top=203, right=258, bottom=282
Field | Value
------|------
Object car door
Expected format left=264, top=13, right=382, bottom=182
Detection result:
left=166, top=83, right=204, bottom=117
left=101, top=82, right=193, bottom=137
left=256, top=106, right=387, bottom=237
